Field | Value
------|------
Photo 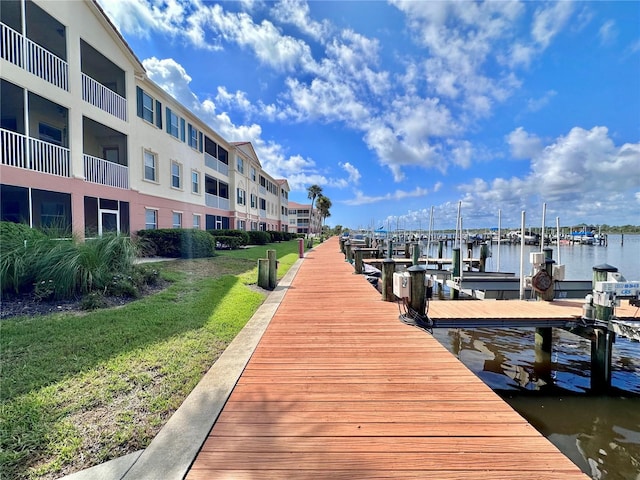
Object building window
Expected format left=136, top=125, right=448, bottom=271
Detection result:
left=144, top=150, right=157, bottom=182
left=250, top=167, right=256, bottom=181
left=142, top=92, right=154, bottom=123
left=192, top=170, right=200, bottom=194
left=219, top=181, right=229, bottom=199
left=171, top=161, right=182, bottom=189
left=259, top=198, right=266, bottom=210
left=188, top=124, right=199, bottom=149
left=250, top=193, right=257, bottom=208
left=193, top=214, right=201, bottom=229
left=145, top=209, right=157, bottom=229
left=167, top=108, right=180, bottom=138
left=237, top=220, right=246, bottom=230
left=136, top=87, right=162, bottom=127
left=172, top=212, right=182, bottom=228
left=237, top=157, right=244, bottom=174
left=237, top=188, right=246, bottom=205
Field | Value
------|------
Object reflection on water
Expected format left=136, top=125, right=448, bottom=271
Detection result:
left=432, top=327, right=640, bottom=480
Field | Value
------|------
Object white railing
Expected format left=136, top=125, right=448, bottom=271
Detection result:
left=82, top=73, right=127, bottom=121
left=259, top=185, right=267, bottom=196
left=259, top=209, right=267, bottom=218
left=84, top=154, right=129, bottom=189
left=1, top=23, right=68, bottom=91
left=1, top=128, right=70, bottom=176
left=205, top=193, right=230, bottom=210
left=204, top=152, right=229, bottom=176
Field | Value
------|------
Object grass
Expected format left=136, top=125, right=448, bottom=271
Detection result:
left=0, top=240, right=303, bottom=480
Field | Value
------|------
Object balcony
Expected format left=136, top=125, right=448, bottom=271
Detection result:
left=82, top=74, right=127, bottom=121
left=1, top=22, right=68, bottom=91
left=205, top=193, right=230, bottom=210
left=1, top=128, right=70, bottom=177
left=204, top=152, right=229, bottom=176
left=83, top=154, right=128, bottom=189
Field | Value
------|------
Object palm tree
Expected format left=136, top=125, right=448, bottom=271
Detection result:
left=316, top=195, right=332, bottom=236
left=306, top=184, right=322, bottom=236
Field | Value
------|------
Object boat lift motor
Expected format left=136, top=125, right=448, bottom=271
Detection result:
left=592, top=272, right=640, bottom=309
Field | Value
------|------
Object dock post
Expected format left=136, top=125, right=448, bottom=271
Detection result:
left=411, top=243, right=420, bottom=266
left=479, top=243, right=489, bottom=272
left=354, top=248, right=363, bottom=274
left=540, top=248, right=555, bottom=301
left=438, top=240, right=444, bottom=269
left=407, top=265, right=426, bottom=316
left=534, top=330, right=553, bottom=386
left=450, top=248, right=460, bottom=300
left=591, top=328, right=615, bottom=392
left=344, top=241, right=353, bottom=263
left=257, top=258, right=269, bottom=289
left=381, top=258, right=396, bottom=302
left=340, top=237, right=346, bottom=253
left=592, top=264, right=618, bottom=321
left=535, top=328, right=552, bottom=353
left=404, top=242, right=411, bottom=259
left=387, top=240, right=393, bottom=259
left=267, top=249, right=277, bottom=289
left=365, top=236, right=371, bottom=248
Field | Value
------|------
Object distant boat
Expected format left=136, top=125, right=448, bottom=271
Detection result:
left=571, top=231, right=595, bottom=245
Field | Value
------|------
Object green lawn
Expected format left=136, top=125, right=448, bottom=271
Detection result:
left=0, top=240, right=302, bottom=480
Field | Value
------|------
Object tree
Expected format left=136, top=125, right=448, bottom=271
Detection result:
left=306, top=184, right=322, bottom=236
left=316, top=195, right=332, bottom=235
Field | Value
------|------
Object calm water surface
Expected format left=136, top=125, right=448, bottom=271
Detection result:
left=426, top=234, right=640, bottom=480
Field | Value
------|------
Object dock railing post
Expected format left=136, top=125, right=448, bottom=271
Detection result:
left=354, top=248, right=363, bottom=274
left=381, top=258, right=396, bottom=302
left=408, top=265, right=426, bottom=316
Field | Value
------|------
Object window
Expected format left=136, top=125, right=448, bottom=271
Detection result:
left=145, top=209, right=157, bottom=229
left=136, top=87, right=162, bottom=127
left=191, top=170, right=200, bottom=194
left=250, top=167, right=256, bottom=181
left=167, top=108, right=179, bottom=138
left=193, top=214, right=201, bottom=229
left=172, top=212, right=182, bottom=228
left=144, top=150, right=157, bottom=182
left=237, top=220, right=246, bottom=230
left=237, top=188, right=246, bottom=205
left=237, top=157, right=244, bottom=174
left=218, top=181, right=229, bottom=199
left=250, top=194, right=257, bottom=208
left=39, top=123, right=63, bottom=146
left=259, top=198, right=266, bottom=210
left=188, top=124, right=199, bottom=149
left=171, top=161, right=182, bottom=189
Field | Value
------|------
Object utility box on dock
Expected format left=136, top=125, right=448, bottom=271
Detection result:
left=393, top=272, right=411, bottom=299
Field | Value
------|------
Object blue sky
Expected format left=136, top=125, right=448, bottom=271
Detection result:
left=98, top=0, right=640, bottom=231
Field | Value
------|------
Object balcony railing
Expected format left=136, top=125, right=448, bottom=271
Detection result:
left=205, top=193, right=230, bottom=210
left=204, top=152, right=229, bottom=176
left=1, top=128, right=70, bottom=177
left=82, top=73, right=127, bottom=121
left=1, top=23, right=69, bottom=91
left=83, top=154, right=129, bottom=189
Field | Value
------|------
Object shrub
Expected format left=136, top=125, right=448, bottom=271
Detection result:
left=0, top=222, right=46, bottom=293
left=213, top=236, right=243, bottom=250
left=247, top=231, right=272, bottom=245
left=209, top=229, right=249, bottom=246
left=137, top=229, right=215, bottom=258
left=267, top=230, right=285, bottom=242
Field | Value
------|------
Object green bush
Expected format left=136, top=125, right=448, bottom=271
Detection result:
left=267, top=230, right=285, bottom=242
left=213, top=236, right=243, bottom=250
left=137, top=229, right=215, bottom=258
left=247, top=231, right=272, bottom=245
left=209, top=229, right=249, bottom=246
left=0, top=222, right=47, bottom=293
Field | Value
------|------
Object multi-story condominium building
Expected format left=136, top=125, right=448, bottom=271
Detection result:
left=288, top=201, right=321, bottom=235
left=0, top=0, right=289, bottom=238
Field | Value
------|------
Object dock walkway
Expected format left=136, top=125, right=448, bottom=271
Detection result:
left=186, top=237, right=588, bottom=479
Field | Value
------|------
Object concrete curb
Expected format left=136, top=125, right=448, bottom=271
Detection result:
left=60, top=255, right=304, bottom=480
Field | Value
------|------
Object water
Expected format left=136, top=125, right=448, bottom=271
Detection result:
left=426, top=234, right=640, bottom=480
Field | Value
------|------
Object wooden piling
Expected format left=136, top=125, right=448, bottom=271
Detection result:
left=344, top=241, right=352, bottom=263
left=267, top=249, right=277, bottom=289
left=381, top=259, right=396, bottom=302
left=591, top=328, right=615, bottom=392
left=257, top=258, right=269, bottom=289
left=450, top=248, right=460, bottom=300
left=408, top=265, right=426, bottom=316
left=438, top=240, right=444, bottom=269
left=354, top=248, right=363, bottom=274
left=411, top=243, right=420, bottom=266
left=479, top=243, right=489, bottom=272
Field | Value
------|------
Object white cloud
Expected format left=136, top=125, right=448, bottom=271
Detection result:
left=526, top=90, right=557, bottom=112
left=507, top=127, right=543, bottom=159
left=271, top=0, right=332, bottom=42
left=531, top=2, right=574, bottom=49
left=339, top=162, right=361, bottom=184
left=598, top=20, right=617, bottom=46
left=343, top=187, right=429, bottom=206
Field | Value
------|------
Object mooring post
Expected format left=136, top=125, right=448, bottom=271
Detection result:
left=365, top=236, right=371, bottom=248
left=344, top=241, right=352, bottom=263
left=591, top=328, right=615, bottom=392
left=381, top=258, right=396, bottom=302
left=450, top=247, right=460, bottom=300
left=438, top=240, right=444, bottom=269
left=387, top=240, right=393, bottom=259
left=592, top=264, right=618, bottom=321
left=408, top=265, right=427, bottom=316
left=411, top=243, right=420, bottom=266
left=257, top=258, right=269, bottom=289
left=535, top=328, right=553, bottom=353
left=479, top=243, right=489, bottom=272
left=267, top=249, right=277, bottom=289
left=404, top=242, right=411, bottom=259
left=354, top=247, right=363, bottom=274
left=339, top=237, right=346, bottom=253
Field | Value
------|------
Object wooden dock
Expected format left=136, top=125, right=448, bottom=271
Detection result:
left=186, top=237, right=588, bottom=479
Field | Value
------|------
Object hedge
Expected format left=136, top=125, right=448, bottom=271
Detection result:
left=247, top=231, right=272, bottom=245
left=137, top=229, right=215, bottom=258
left=213, top=236, right=243, bottom=250
left=207, top=229, right=249, bottom=246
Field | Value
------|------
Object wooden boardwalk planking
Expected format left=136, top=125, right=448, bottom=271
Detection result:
left=186, top=237, right=589, bottom=479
